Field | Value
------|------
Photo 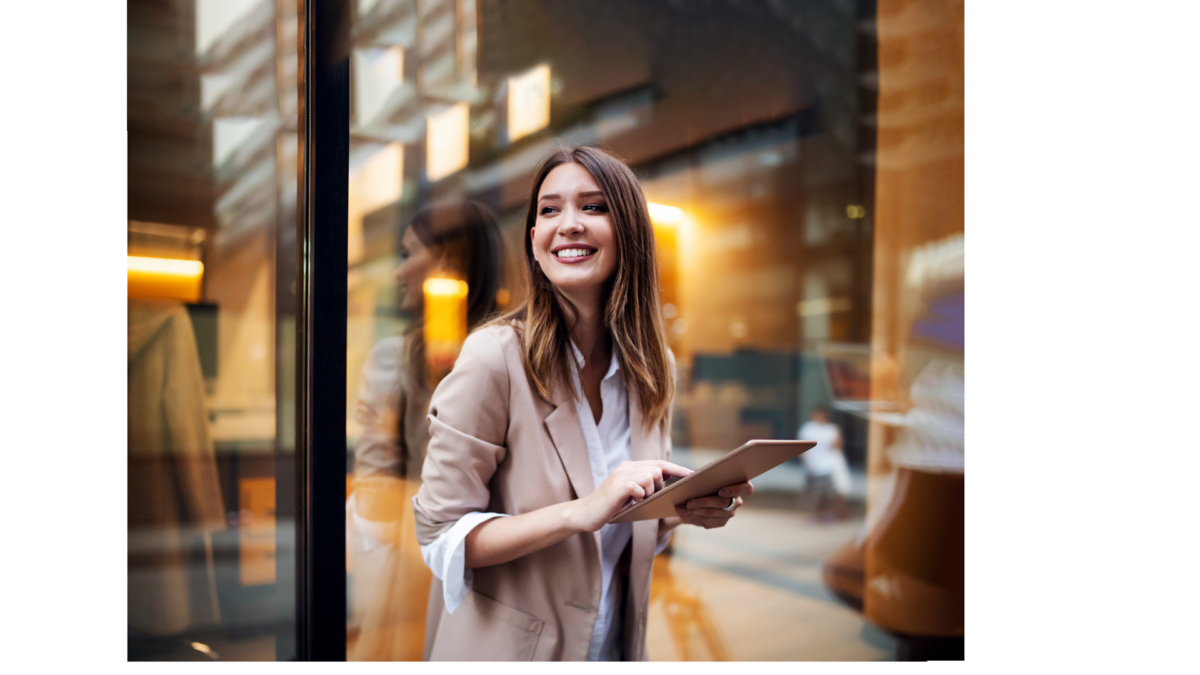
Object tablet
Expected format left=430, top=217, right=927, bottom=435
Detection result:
left=607, top=439, right=816, bottom=524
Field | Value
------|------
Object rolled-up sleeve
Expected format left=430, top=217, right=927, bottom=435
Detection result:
left=420, top=512, right=510, bottom=613
left=412, top=327, right=511, bottom=546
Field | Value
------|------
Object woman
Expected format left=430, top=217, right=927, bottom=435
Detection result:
left=348, top=200, right=505, bottom=661
left=412, top=146, right=754, bottom=661
left=354, top=200, right=506, bottom=481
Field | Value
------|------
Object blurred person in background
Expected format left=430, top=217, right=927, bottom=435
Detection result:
left=799, top=406, right=850, bottom=523
left=412, top=146, right=754, bottom=661
left=347, top=200, right=505, bottom=661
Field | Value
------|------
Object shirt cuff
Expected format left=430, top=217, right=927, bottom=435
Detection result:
left=419, top=512, right=510, bottom=614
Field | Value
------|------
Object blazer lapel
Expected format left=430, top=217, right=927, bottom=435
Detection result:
left=543, top=383, right=596, bottom=500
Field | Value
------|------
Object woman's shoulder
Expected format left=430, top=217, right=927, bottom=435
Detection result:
left=365, top=334, right=405, bottom=364
left=460, top=322, right=523, bottom=370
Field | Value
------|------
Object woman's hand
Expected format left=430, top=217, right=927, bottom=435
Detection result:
left=674, top=480, right=754, bottom=529
left=568, top=460, right=693, bottom=533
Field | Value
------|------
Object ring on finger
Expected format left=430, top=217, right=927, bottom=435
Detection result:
left=722, top=497, right=737, bottom=512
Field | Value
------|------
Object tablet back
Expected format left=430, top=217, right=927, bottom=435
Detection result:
left=608, top=439, right=815, bottom=523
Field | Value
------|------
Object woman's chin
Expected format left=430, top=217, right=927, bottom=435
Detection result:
left=548, top=276, right=606, bottom=296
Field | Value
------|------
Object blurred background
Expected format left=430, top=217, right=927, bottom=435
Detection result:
left=128, top=0, right=962, bottom=661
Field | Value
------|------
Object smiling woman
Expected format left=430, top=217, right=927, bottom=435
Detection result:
left=409, top=146, right=753, bottom=661
left=517, top=147, right=674, bottom=428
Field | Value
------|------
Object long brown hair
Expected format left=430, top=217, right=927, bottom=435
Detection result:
left=403, top=199, right=505, bottom=389
left=493, top=145, right=674, bottom=429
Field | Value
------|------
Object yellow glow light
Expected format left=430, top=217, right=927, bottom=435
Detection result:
left=426, top=103, right=470, bottom=181
left=423, top=278, right=468, bottom=298
left=128, top=256, right=204, bottom=276
left=128, top=256, right=204, bottom=303
left=424, top=278, right=469, bottom=384
left=507, top=64, right=551, bottom=142
left=648, top=202, right=684, bottom=226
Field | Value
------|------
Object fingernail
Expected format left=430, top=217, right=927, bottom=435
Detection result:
left=719, top=489, right=729, bottom=497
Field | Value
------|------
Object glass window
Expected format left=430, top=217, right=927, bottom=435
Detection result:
left=344, top=0, right=962, bottom=661
left=128, top=0, right=303, bottom=661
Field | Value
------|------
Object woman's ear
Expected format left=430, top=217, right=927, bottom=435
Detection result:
left=529, top=227, right=541, bottom=267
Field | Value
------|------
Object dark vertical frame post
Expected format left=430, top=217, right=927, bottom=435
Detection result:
left=297, top=0, right=350, bottom=661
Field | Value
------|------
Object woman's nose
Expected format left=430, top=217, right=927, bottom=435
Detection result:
left=558, top=211, right=584, bottom=236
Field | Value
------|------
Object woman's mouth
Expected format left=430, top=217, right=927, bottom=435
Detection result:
left=552, top=246, right=597, bottom=263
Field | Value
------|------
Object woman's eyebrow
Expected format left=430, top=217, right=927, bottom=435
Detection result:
left=538, top=190, right=604, bottom=202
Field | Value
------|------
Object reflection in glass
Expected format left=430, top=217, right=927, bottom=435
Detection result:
left=347, top=201, right=505, bottom=660
left=128, top=0, right=302, bottom=661
left=345, top=0, right=961, bottom=662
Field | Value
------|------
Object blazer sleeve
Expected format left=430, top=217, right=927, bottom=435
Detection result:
left=352, top=336, right=404, bottom=478
left=412, top=328, right=511, bottom=546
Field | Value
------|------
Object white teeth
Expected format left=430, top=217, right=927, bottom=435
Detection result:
left=554, top=248, right=592, bottom=258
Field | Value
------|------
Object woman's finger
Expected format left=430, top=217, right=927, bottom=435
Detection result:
left=683, top=495, right=738, bottom=510
left=716, top=481, right=754, bottom=499
left=637, top=473, right=656, bottom=497
left=654, top=460, right=694, bottom=478
left=626, top=481, right=646, bottom=501
left=677, top=507, right=734, bottom=519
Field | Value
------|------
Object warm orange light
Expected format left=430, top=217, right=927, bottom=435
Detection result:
left=127, top=256, right=204, bottom=302
left=424, top=278, right=469, bottom=383
left=648, top=202, right=684, bottom=226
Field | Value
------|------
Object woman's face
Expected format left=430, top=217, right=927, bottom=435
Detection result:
left=529, top=162, right=618, bottom=303
left=394, top=227, right=441, bottom=313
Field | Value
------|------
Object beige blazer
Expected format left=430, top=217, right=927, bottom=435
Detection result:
left=412, top=323, right=672, bottom=661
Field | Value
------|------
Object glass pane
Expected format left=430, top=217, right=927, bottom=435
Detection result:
left=128, top=0, right=303, bottom=661
left=345, top=0, right=962, bottom=661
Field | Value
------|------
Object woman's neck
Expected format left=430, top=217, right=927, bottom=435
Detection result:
left=562, top=293, right=609, bottom=367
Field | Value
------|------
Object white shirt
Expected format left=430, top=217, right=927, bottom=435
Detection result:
left=419, top=340, right=671, bottom=661
left=798, top=420, right=841, bottom=476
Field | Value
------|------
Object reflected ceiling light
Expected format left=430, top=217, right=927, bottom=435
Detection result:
left=426, top=103, right=470, bottom=181
left=353, top=47, right=404, bottom=126
left=648, top=203, right=684, bottom=226
left=128, top=256, right=204, bottom=303
left=128, top=256, right=204, bottom=277
left=846, top=204, right=867, bottom=219
left=190, top=641, right=219, bottom=659
left=507, top=64, right=551, bottom=142
left=351, top=142, right=404, bottom=215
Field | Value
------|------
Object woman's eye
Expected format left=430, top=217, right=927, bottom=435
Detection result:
left=539, top=206, right=558, bottom=215
left=583, top=203, right=607, bottom=212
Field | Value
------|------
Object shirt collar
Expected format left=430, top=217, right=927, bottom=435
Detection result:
left=568, top=339, right=621, bottom=381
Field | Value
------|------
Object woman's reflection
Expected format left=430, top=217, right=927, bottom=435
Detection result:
left=348, top=200, right=506, bottom=660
